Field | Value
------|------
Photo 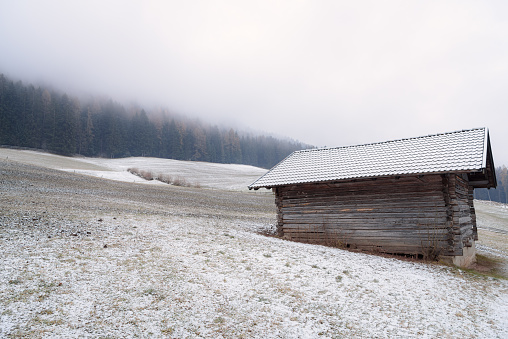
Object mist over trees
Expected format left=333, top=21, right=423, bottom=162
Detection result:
left=0, top=74, right=309, bottom=168
left=1, top=72, right=506, bottom=202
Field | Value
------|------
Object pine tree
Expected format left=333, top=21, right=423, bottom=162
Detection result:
left=0, top=80, right=20, bottom=145
left=168, top=119, right=183, bottom=160
left=39, top=89, right=53, bottom=149
left=191, top=126, right=207, bottom=161
left=52, top=94, right=78, bottom=155
left=130, top=110, right=154, bottom=156
left=85, top=106, right=95, bottom=155
left=182, top=126, right=195, bottom=160
left=0, top=75, right=6, bottom=144
left=160, top=120, right=171, bottom=158
left=207, top=126, right=224, bottom=163
left=224, top=128, right=242, bottom=163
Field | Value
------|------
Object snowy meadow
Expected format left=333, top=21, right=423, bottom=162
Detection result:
left=1, top=149, right=507, bottom=338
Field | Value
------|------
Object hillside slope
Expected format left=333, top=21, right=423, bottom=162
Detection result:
left=1, top=148, right=507, bottom=337
left=0, top=148, right=267, bottom=191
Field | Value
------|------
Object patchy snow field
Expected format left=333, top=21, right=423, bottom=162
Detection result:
left=476, top=200, right=508, bottom=274
left=1, top=149, right=508, bottom=338
left=0, top=148, right=266, bottom=191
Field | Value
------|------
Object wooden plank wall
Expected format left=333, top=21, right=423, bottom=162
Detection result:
left=275, top=174, right=476, bottom=257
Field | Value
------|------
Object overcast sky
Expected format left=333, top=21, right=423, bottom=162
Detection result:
left=1, top=0, right=507, bottom=165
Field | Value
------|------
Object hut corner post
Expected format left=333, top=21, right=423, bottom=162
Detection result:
left=469, top=185, right=478, bottom=242
left=441, top=173, right=477, bottom=268
left=273, top=187, right=284, bottom=238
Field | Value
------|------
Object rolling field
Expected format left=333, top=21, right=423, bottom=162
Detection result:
left=1, top=148, right=507, bottom=338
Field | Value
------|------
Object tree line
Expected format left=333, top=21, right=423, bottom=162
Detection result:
left=0, top=74, right=309, bottom=169
left=2, top=72, right=506, bottom=200
left=474, top=166, right=508, bottom=204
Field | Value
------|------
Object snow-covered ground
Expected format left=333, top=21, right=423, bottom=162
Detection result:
left=476, top=200, right=508, bottom=274
left=476, top=200, right=508, bottom=235
left=1, top=148, right=508, bottom=338
left=3, top=214, right=508, bottom=338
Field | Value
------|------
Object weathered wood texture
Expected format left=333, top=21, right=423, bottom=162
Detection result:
left=275, top=173, right=477, bottom=257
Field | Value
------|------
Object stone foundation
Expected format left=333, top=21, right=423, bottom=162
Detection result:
left=442, top=242, right=477, bottom=268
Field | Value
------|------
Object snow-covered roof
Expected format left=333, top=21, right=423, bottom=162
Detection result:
left=249, top=128, right=496, bottom=190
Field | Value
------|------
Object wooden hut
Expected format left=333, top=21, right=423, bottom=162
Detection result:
left=249, top=128, right=497, bottom=267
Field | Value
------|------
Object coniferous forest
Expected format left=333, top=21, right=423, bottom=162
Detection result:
left=0, top=73, right=309, bottom=169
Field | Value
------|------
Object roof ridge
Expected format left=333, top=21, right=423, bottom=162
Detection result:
left=296, top=127, right=486, bottom=153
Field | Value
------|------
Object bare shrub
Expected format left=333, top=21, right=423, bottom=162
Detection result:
left=158, top=174, right=173, bottom=184
left=172, top=176, right=189, bottom=187
left=129, top=169, right=202, bottom=188
left=139, top=170, right=154, bottom=181
left=422, top=242, right=441, bottom=262
left=127, top=168, right=153, bottom=180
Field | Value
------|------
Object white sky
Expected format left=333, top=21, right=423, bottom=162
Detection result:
left=1, top=0, right=507, bottom=165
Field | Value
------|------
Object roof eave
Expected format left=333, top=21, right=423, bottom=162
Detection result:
left=249, top=169, right=490, bottom=190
